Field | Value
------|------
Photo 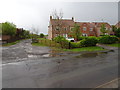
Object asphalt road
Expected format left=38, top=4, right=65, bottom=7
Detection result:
left=2, top=39, right=118, bottom=88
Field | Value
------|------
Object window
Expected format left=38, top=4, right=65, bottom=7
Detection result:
left=70, top=27, right=74, bottom=31
left=82, top=33, right=88, bottom=37
left=90, top=28, right=93, bottom=31
left=55, top=34, right=58, bottom=37
left=63, top=34, right=68, bottom=38
left=110, top=28, right=112, bottom=31
left=64, top=27, right=67, bottom=30
left=105, top=27, right=108, bottom=30
left=56, top=26, right=59, bottom=30
left=83, top=27, right=87, bottom=31
left=105, top=33, right=108, bottom=35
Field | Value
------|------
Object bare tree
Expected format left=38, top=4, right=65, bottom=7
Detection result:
left=51, top=9, right=64, bottom=36
left=31, top=27, right=39, bottom=35
left=31, top=27, right=39, bottom=43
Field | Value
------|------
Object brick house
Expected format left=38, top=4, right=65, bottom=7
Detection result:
left=48, top=16, right=114, bottom=40
left=115, top=21, right=120, bottom=28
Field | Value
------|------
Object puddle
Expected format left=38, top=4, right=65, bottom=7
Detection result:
left=28, top=54, right=38, bottom=58
left=42, top=54, right=50, bottom=57
left=75, top=53, right=98, bottom=58
left=75, top=51, right=109, bottom=58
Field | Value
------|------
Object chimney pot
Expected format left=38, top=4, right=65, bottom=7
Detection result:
left=72, top=17, right=74, bottom=21
left=50, top=16, right=52, bottom=20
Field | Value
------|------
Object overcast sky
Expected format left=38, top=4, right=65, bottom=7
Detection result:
left=0, top=0, right=119, bottom=34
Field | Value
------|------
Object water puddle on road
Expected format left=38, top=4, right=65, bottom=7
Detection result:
left=27, top=48, right=114, bottom=59
left=27, top=49, right=66, bottom=58
left=75, top=51, right=109, bottom=58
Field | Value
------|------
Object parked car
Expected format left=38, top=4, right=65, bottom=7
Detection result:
left=66, top=37, right=75, bottom=42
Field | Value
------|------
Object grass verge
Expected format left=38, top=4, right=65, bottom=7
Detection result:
left=2, top=40, right=21, bottom=46
left=106, top=43, right=120, bottom=47
left=62, top=46, right=105, bottom=52
left=32, top=43, right=47, bottom=47
left=32, top=42, right=105, bottom=52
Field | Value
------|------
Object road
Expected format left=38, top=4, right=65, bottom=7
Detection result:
left=2, top=39, right=118, bottom=88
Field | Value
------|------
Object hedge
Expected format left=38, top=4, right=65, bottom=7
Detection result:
left=80, top=36, right=98, bottom=47
left=98, top=35, right=118, bottom=44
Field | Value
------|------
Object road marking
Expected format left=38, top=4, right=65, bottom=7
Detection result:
left=93, top=78, right=119, bottom=89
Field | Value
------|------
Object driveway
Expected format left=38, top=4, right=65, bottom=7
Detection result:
left=2, top=39, right=118, bottom=88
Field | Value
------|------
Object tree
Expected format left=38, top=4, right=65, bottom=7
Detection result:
left=112, top=25, right=117, bottom=32
left=111, top=25, right=120, bottom=37
left=51, top=9, right=64, bottom=36
left=2, top=22, right=16, bottom=36
left=100, top=24, right=108, bottom=35
left=70, top=23, right=81, bottom=41
left=22, top=30, right=30, bottom=38
left=31, top=27, right=39, bottom=43
left=0, top=23, right=2, bottom=35
left=40, top=33, right=44, bottom=38
left=114, top=28, right=120, bottom=37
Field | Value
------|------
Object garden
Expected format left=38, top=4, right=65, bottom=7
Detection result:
left=32, top=35, right=120, bottom=52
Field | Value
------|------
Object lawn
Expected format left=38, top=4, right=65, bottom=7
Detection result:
left=2, top=40, right=21, bottom=46
left=106, top=43, right=120, bottom=47
left=63, top=46, right=105, bottom=52
left=32, top=43, right=47, bottom=47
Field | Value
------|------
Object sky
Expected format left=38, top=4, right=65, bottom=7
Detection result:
left=0, top=0, right=119, bottom=34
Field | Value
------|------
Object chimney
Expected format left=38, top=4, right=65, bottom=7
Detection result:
left=72, top=17, right=74, bottom=21
left=50, top=16, right=52, bottom=20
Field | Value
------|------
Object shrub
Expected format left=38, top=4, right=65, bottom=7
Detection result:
left=80, top=36, right=98, bottom=47
left=61, top=39, right=70, bottom=49
left=70, top=42, right=81, bottom=48
left=53, top=36, right=65, bottom=43
left=53, top=36, right=70, bottom=49
left=98, top=35, right=118, bottom=44
left=78, top=36, right=88, bottom=40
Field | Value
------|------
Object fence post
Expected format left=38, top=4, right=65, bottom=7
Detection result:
left=69, top=42, right=71, bottom=49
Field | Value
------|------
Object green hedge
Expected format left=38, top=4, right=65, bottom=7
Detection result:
left=80, top=36, right=98, bottom=47
left=70, top=42, right=81, bottom=48
left=98, top=35, right=118, bottom=44
left=78, top=36, right=88, bottom=40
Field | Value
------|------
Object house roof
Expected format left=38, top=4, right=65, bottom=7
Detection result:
left=50, top=19, right=74, bottom=27
left=75, top=22, right=95, bottom=28
left=115, top=21, right=120, bottom=28
left=50, top=18, right=111, bottom=28
left=91, top=22, right=111, bottom=27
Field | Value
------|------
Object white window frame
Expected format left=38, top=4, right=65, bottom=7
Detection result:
left=83, top=27, right=87, bottom=31
left=82, top=33, right=88, bottom=37
left=105, top=33, right=108, bottom=35
left=55, top=34, right=58, bottom=37
left=64, top=27, right=67, bottom=30
left=70, top=27, right=74, bottom=31
left=63, top=34, right=68, bottom=38
left=90, top=28, right=93, bottom=31
left=110, top=28, right=112, bottom=31
left=105, top=27, right=108, bottom=30
left=56, top=26, right=59, bottom=30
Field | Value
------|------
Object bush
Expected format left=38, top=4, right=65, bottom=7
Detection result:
left=70, top=42, right=81, bottom=48
left=54, top=36, right=70, bottom=49
left=80, top=36, right=98, bottom=47
left=53, top=36, right=65, bottom=43
left=78, top=36, right=88, bottom=40
left=98, top=35, right=118, bottom=44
